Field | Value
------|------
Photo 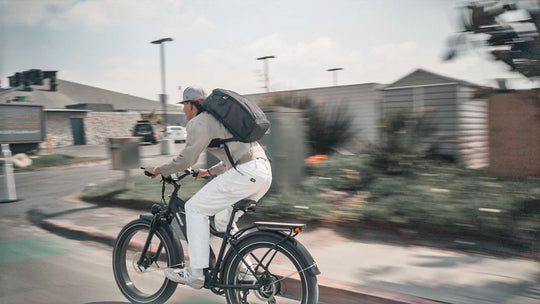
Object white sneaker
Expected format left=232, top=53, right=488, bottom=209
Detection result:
left=164, top=268, right=204, bottom=289
left=238, top=271, right=257, bottom=282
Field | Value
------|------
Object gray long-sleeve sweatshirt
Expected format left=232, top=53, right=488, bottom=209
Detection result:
left=158, top=112, right=267, bottom=177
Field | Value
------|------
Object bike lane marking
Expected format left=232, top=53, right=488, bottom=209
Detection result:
left=0, top=236, right=88, bottom=264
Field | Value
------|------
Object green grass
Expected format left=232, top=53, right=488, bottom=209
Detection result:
left=15, top=154, right=105, bottom=171
left=80, top=174, right=207, bottom=210
left=78, top=154, right=540, bottom=255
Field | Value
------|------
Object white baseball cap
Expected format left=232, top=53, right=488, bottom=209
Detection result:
left=180, top=86, right=206, bottom=103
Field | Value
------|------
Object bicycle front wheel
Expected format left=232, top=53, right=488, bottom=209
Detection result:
left=112, top=218, right=182, bottom=304
left=224, top=234, right=319, bottom=304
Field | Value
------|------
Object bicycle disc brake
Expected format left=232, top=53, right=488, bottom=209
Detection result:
left=132, top=252, right=150, bottom=273
left=255, top=274, right=280, bottom=302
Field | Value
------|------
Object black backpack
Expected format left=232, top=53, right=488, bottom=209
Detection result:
left=202, top=88, right=270, bottom=168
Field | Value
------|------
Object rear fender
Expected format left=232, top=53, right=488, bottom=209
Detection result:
left=224, top=230, right=320, bottom=276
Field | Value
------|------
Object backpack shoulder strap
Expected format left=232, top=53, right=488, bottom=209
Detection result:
left=208, top=138, right=238, bottom=170
left=208, top=137, right=234, bottom=147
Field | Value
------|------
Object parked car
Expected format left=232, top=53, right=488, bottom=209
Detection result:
left=163, top=125, right=187, bottom=143
left=132, top=120, right=158, bottom=144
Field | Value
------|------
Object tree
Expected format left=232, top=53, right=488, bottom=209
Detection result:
left=445, top=0, right=540, bottom=79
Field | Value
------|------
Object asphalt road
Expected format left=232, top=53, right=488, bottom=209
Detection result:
left=0, top=148, right=222, bottom=304
left=2, top=144, right=540, bottom=304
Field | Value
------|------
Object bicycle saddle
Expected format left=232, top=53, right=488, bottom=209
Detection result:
left=233, top=199, right=257, bottom=212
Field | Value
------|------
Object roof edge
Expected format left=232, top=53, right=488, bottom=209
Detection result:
left=244, top=82, right=384, bottom=96
left=384, top=68, right=485, bottom=89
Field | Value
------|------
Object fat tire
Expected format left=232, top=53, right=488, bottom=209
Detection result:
left=112, top=218, right=181, bottom=304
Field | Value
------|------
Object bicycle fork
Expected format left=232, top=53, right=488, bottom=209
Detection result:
left=137, top=213, right=164, bottom=270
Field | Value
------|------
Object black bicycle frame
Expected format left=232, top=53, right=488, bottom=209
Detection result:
left=137, top=176, right=298, bottom=291
left=136, top=173, right=188, bottom=268
left=166, top=192, right=263, bottom=290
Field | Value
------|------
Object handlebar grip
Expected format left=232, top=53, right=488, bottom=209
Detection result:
left=141, top=167, right=156, bottom=177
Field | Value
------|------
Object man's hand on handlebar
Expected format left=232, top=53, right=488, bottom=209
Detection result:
left=141, top=166, right=159, bottom=179
left=194, top=168, right=212, bottom=180
left=141, top=166, right=211, bottom=180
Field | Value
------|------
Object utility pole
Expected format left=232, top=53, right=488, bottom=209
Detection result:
left=327, top=68, right=343, bottom=86
left=151, top=37, right=173, bottom=123
left=257, top=55, right=276, bottom=92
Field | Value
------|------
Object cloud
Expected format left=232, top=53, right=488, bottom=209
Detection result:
left=2, top=0, right=215, bottom=35
left=246, top=33, right=356, bottom=68
left=357, top=41, right=437, bottom=83
left=167, top=16, right=216, bottom=36
left=361, top=40, right=537, bottom=89
left=52, top=0, right=174, bottom=29
left=184, top=34, right=353, bottom=92
left=59, top=0, right=138, bottom=28
left=213, top=33, right=367, bottom=91
left=369, top=41, right=420, bottom=62
left=1, top=0, right=69, bottom=27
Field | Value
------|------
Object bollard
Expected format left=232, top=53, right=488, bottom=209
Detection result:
left=123, top=169, right=134, bottom=190
left=1, top=144, right=18, bottom=202
left=108, top=137, right=140, bottom=190
left=161, top=138, right=174, bottom=155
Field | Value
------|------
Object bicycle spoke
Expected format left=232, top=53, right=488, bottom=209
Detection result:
left=225, top=237, right=318, bottom=304
left=249, top=247, right=279, bottom=276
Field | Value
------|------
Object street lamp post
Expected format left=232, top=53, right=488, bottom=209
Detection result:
left=151, top=37, right=173, bottom=123
left=257, top=55, right=275, bottom=92
left=327, top=68, right=343, bottom=86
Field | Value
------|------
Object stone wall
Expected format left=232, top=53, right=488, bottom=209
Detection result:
left=43, top=111, right=142, bottom=148
left=85, top=112, right=141, bottom=145
left=44, top=111, right=86, bottom=148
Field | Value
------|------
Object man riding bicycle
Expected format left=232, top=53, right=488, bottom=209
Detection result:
left=143, top=86, right=272, bottom=289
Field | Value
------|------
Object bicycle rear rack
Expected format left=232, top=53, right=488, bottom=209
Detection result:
left=254, top=222, right=306, bottom=233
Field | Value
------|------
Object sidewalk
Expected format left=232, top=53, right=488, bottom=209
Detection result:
left=40, top=145, right=540, bottom=304
left=37, top=195, right=540, bottom=304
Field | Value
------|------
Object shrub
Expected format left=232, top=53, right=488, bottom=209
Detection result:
left=304, top=102, right=356, bottom=155
left=142, top=110, right=166, bottom=126
left=255, top=190, right=331, bottom=222
left=368, top=110, right=439, bottom=174
left=304, top=154, right=374, bottom=191
left=259, top=93, right=356, bottom=155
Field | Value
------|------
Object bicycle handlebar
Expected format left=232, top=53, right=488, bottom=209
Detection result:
left=165, top=169, right=196, bottom=183
left=141, top=166, right=200, bottom=183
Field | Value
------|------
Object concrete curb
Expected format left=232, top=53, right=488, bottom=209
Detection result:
left=41, top=218, right=447, bottom=304
left=41, top=219, right=117, bottom=246
left=317, top=277, right=449, bottom=304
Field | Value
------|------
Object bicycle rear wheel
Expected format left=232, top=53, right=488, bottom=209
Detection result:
left=224, top=234, right=319, bottom=304
left=113, top=218, right=182, bottom=304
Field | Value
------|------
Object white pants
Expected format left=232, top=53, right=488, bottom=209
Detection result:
left=185, top=158, right=272, bottom=269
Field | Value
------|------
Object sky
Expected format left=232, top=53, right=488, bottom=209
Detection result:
left=1, top=0, right=539, bottom=103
